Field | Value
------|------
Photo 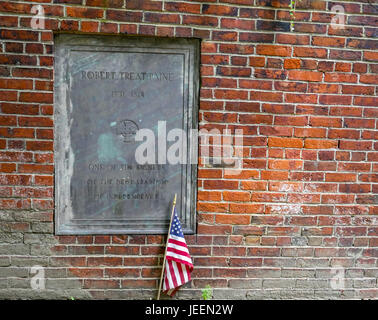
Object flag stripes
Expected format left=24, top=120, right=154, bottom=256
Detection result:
left=162, top=207, right=193, bottom=296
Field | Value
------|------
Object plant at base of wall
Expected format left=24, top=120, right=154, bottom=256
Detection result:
left=201, top=285, right=213, bottom=300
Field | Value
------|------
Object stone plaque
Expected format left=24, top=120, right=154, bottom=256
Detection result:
left=54, top=34, right=199, bottom=235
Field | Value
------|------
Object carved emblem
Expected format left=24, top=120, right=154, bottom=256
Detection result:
left=116, top=119, right=139, bottom=143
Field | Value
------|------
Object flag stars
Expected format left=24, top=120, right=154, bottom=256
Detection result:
left=170, top=212, right=184, bottom=237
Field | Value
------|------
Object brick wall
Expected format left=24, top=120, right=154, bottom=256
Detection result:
left=0, top=0, right=377, bottom=299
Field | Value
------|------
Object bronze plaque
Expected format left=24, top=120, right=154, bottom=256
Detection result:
left=54, top=34, right=199, bottom=234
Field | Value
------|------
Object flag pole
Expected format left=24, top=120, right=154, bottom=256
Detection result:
left=156, top=193, right=177, bottom=300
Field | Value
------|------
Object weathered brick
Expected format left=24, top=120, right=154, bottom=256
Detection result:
left=0, top=0, right=375, bottom=300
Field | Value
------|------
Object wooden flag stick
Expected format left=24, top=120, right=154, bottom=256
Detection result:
left=156, top=193, right=177, bottom=300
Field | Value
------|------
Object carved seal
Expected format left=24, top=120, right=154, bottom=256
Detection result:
left=116, top=119, right=139, bottom=143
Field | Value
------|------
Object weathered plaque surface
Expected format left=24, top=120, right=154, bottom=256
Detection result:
left=54, top=34, right=199, bottom=234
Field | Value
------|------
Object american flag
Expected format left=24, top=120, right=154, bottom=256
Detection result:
left=162, top=207, right=193, bottom=296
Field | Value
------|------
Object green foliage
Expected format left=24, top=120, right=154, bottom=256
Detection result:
left=289, top=0, right=303, bottom=31
left=201, top=285, right=213, bottom=300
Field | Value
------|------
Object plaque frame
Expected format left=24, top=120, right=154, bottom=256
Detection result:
left=54, top=34, right=199, bottom=235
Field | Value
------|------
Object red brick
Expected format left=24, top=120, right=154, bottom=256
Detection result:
left=221, top=18, right=255, bottom=30
left=0, top=151, right=33, bottom=162
left=339, top=184, right=371, bottom=193
left=66, top=7, right=103, bottom=19
left=201, top=55, right=229, bottom=65
left=275, top=116, right=308, bottom=126
left=304, top=139, right=338, bottom=149
left=240, top=181, right=267, bottom=191
left=340, top=140, right=373, bottom=151
left=26, top=141, right=53, bottom=151
left=0, top=29, right=38, bottom=41
left=223, top=191, right=250, bottom=201
left=248, top=248, right=281, bottom=257
left=288, top=70, right=322, bottom=82
left=249, top=57, right=266, bottom=67
left=12, top=68, right=52, bottom=79
left=19, top=92, right=53, bottom=104
left=256, top=45, right=291, bottom=57
left=268, top=160, right=302, bottom=170
left=284, top=59, right=301, bottom=69
left=203, top=180, right=239, bottom=190
left=330, top=107, right=362, bottom=117
left=183, top=15, right=218, bottom=27
left=0, top=163, right=16, bottom=173
left=325, top=73, right=358, bottom=83
left=120, top=24, right=137, bottom=35
left=79, top=21, right=98, bottom=33
left=276, top=34, right=310, bottom=45
left=354, top=97, right=378, bottom=107
left=1, top=103, right=39, bottom=115
left=344, top=118, right=375, bottom=129
left=99, top=22, right=117, bottom=33
left=215, top=214, right=250, bottom=225
left=328, top=129, right=360, bottom=139
left=18, top=117, right=53, bottom=127
left=353, top=63, right=368, bottom=73
left=216, top=67, right=251, bottom=77
left=250, top=91, right=282, bottom=102
left=360, top=74, right=378, bottom=84
left=214, top=89, right=248, bottom=100
left=198, top=202, right=228, bottom=213
left=0, top=115, right=17, bottom=126
left=229, top=203, right=264, bottom=214
left=212, top=31, right=237, bottom=41
left=285, top=93, right=317, bottom=104
left=165, top=2, right=200, bottom=13
left=145, top=12, right=180, bottom=24
left=87, top=257, right=122, bottom=267
left=18, top=164, right=53, bottom=174
left=106, top=10, right=142, bottom=22
left=294, top=47, right=327, bottom=58
left=5, top=42, right=23, bottom=53
left=0, top=91, right=17, bottom=101
left=156, top=26, right=174, bottom=37
left=312, top=36, right=345, bottom=47
left=335, top=62, right=351, bottom=72
left=262, top=102, right=295, bottom=113
left=293, top=23, right=326, bottom=34
left=294, top=128, right=326, bottom=138
left=35, top=80, right=53, bottom=91
left=242, top=159, right=266, bottom=169
left=219, top=44, right=254, bottom=54
left=326, top=173, right=357, bottom=182
left=0, top=16, right=18, bottom=27
left=60, top=20, right=79, bottom=31
left=240, top=32, right=274, bottom=43
left=25, top=44, right=44, bottom=56
left=254, top=69, right=287, bottom=80
left=0, top=79, right=33, bottom=90
left=260, top=126, right=293, bottom=137
left=319, top=95, right=352, bottom=105
left=252, top=192, right=286, bottom=202
left=343, top=85, right=374, bottom=96
left=268, top=137, right=303, bottom=148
